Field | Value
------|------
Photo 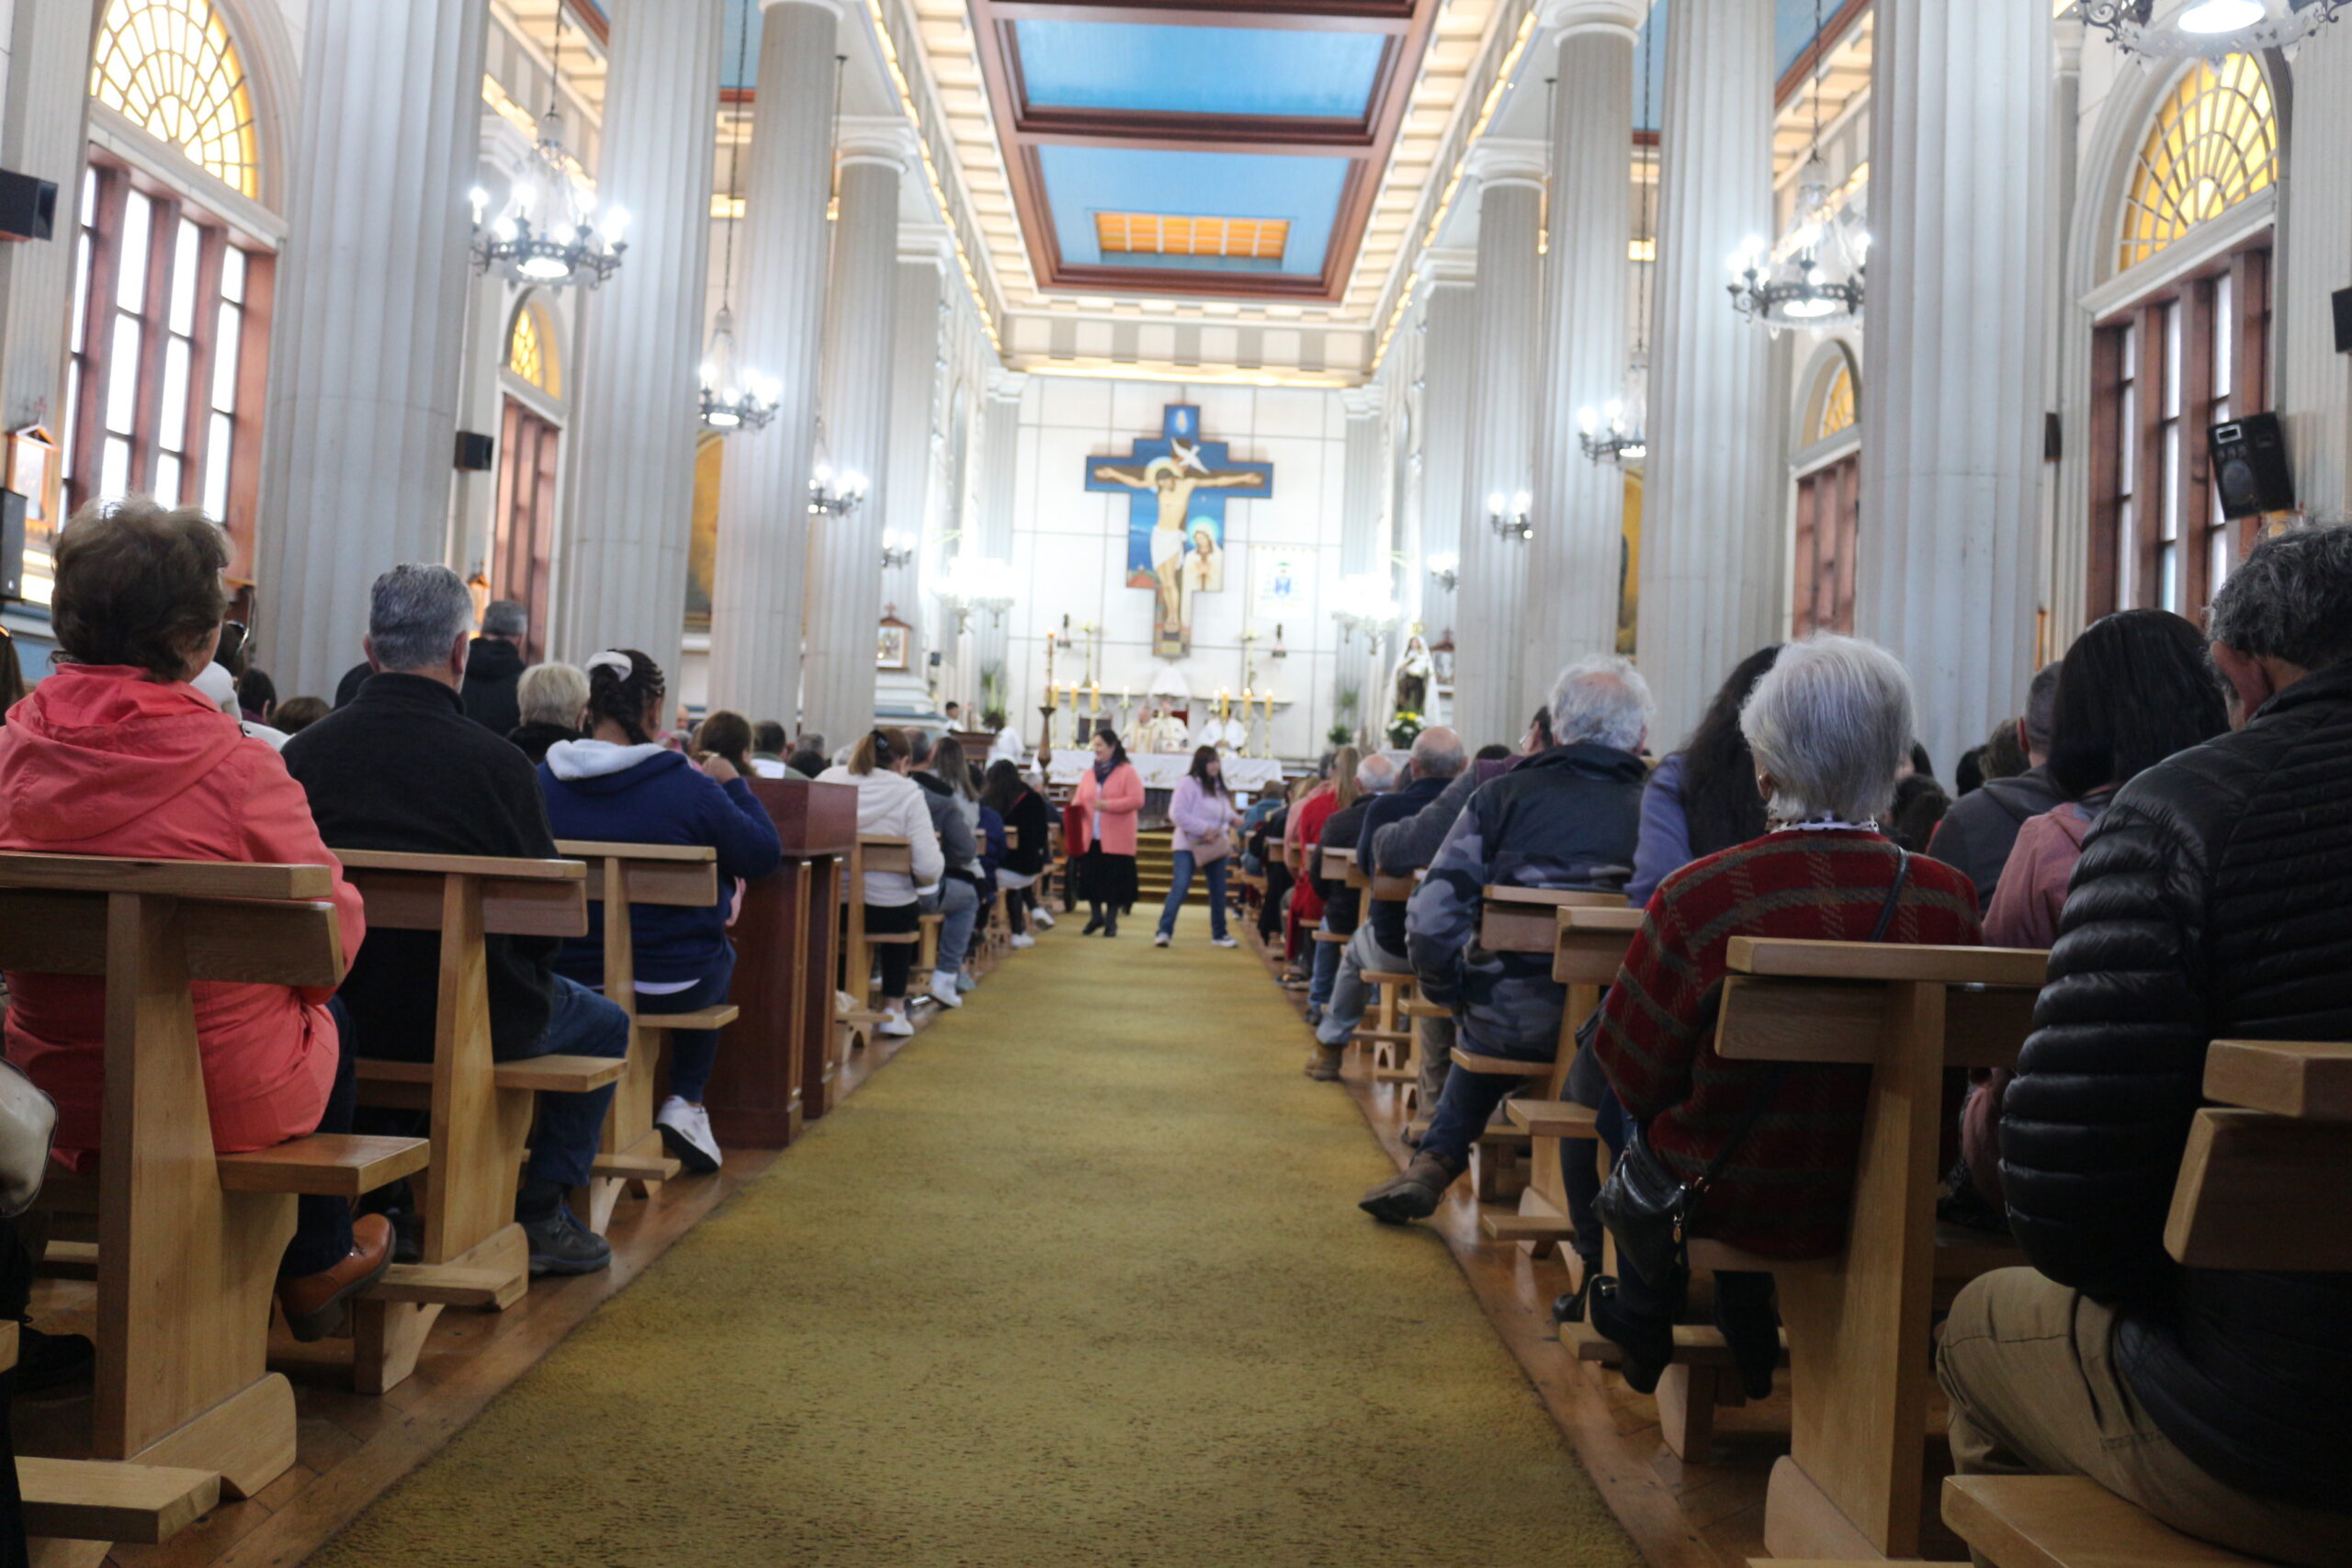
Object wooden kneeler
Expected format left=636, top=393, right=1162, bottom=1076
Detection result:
left=1939, top=1037, right=2352, bottom=1568
left=840, top=834, right=919, bottom=1034
left=335, top=852, right=620, bottom=1394
left=1714, top=939, right=2045, bottom=1562
left=0, top=852, right=430, bottom=1526
left=557, top=841, right=739, bottom=1233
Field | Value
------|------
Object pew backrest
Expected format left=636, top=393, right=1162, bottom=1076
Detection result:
left=1479, top=885, right=1624, bottom=955
left=1554, top=906, right=1645, bottom=986
left=1716, top=940, right=2047, bottom=1070
left=2165, top=1039, right=2352, bottom=1272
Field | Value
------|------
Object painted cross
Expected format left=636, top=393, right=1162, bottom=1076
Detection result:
left=1086, top=403, right=1272, bottom=660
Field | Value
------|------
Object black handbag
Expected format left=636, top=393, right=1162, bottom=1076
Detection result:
left=1594, top=849, right=1911, bottom=1288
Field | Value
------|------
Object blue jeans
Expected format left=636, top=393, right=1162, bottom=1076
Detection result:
left=1417, top=1032, right=1554, bottom=1171
left=921, top=878, right=979, bottom=979
left=1156, top=851, right=1230, bottom=940
left=637, top=944, right=736, bottom=1104
left=512, top=975, right=631, bottom=1192
left=1315, top=926, right=1406, bottom=1047
left=1562, top=1041, right=1627, bottom=1272
left=1309, top=921, right=1343, bottom=1010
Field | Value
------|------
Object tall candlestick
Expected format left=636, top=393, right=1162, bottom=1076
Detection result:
left=1089, top=681, right=1100, bottom=716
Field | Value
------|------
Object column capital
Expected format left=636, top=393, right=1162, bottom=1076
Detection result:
left=762, top=0, right=845, bottom=16
left=899, top=220, right=957, bottom=270
left=837, top=115, right=919, bottom=172
left=987, top=367, right=1029, bottom=402
left=1341, top=387, right=1383, bottom=420
left=1420, top=246, right=1478, bottom=288
left=1466, top=138, right=1548, bottom=197
left=1538, top=0, right=1648, bottom=43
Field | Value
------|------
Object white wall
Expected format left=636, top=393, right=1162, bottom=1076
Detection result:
left=1001, top=376, right=1351, bottom=760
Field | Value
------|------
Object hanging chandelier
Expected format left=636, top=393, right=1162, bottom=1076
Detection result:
left=2081, top=0, right=2349, bottom=58
left=469, top=14, right=627, bottom=289
left=1578, top=396, right=1648, bottom=466
left=1729, top=0, right=1865, bottom=334
left=1582, top=38, right=1654, bottom=468
left=808, top=453, right=869, bottom=517
left=700, top=8, right=779, bottom=433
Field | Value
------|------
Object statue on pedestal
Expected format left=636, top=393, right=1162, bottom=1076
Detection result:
left=1391, top=633, right=1434, bottom=721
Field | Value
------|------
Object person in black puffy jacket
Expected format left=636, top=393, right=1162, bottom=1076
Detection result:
left=1937, top=525, right=2352, bottom=1567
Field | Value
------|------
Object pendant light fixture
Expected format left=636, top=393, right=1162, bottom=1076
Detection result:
left=2082, top=0, right=2348, bottom=58
left=700, top=0, right=780, bottom=433
left=1581, top=26, right=1656, bottom=468
left=1728, top=0, right=1866, bottom=335
left=471, top=6, right=628, bottom=289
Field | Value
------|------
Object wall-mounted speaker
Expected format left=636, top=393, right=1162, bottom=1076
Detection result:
left=0, top=171, right=55, bottom=243
left=2210, top=413, right=2294, bottom=521
left=2335, top=286, right=2352, bottom=355
left=454, top=431, right=495, bottom=471
left=0, top=491, right=28, bottom=602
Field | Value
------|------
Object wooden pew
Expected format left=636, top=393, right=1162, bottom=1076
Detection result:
left=334, top=851, right=621, bottom=1394
left=1940, top=1037, right=2352, bottom=1568
left=838, top=835, right=920, bottom=1059
left=0, top=852, right=430, bottom=1525
left=1713, top=939, right=2045, bottom=1562
left=556, top=840, right=735, bottom=1231
left=1326, top=850, right=1415, bottom=1072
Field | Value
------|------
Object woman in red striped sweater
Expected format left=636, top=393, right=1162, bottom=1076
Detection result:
left=1588, top=636, right=1983, bottom=1395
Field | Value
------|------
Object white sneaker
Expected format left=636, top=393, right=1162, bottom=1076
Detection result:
left=956, top=969, right=978, bottom=992
left=929, top=972, right=964, bottom=1009
left=877, top=1010, right=916, bottom=1038
left=1034, top=908, right=1057, bottom=929
left=1152, top=931, right=1170, bottom=947
left=1211, top=935, right=1238, bottom=948
left=654, top=1095, right=722, bottom=1174
left=1010, top=932, right=1035, bottom=949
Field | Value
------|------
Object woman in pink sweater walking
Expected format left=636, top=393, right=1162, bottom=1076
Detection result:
left=1155, top=746, right=1241, bottom=948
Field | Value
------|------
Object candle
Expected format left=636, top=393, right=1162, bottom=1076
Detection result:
left=1088, top=681, right=1101, bottom=716
left=1046, top=682, right=1057, bottom=707
left=1262, top=690, right=1276, bottom=721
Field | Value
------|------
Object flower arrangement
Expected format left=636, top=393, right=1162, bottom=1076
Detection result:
left=1387, top=710, right=1424, bottom=749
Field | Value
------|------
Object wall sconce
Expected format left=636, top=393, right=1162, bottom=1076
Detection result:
left=879, top=528, right=916, bottom=570
left=1425, top=551, right=1460, bottom=592
left=1487, top=490, right=1532, bottom=542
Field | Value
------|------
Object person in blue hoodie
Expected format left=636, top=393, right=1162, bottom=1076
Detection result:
left=538, top=649, right=782, bottom=1173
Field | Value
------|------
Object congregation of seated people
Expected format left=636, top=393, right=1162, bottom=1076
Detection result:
left=1281, top=525, right=2352, bottom=1568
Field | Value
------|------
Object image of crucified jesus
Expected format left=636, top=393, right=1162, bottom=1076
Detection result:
left=1090, top=456, right=1265, bottom=655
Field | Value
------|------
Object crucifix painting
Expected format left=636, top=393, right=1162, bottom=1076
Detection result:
left=1086, top=404, right=1272, bottom=659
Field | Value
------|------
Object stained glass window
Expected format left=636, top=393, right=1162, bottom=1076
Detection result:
left=89, top=0, right=260, bottom=201
left=1815, top=361, right=1856, bottom=443
left=508, top=303, right=558, bottom=397
left=2117, top=54, right=2275, bottom=275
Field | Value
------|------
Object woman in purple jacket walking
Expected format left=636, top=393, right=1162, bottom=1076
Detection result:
left=1154, top=746, right=1241, bottom=948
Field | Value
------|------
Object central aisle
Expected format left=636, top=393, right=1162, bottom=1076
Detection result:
left=310, top=909, right=1639, bottom=1567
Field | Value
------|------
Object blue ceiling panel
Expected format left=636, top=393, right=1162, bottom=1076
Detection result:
left=1037, top=145, right=1351, bottom=277
left=1634, top=0, right=1845, bottom=132
left=1014, top=21, right=1387, bottom=120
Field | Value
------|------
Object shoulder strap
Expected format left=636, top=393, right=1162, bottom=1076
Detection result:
left=1693, top=845, right=1913, bottom=1195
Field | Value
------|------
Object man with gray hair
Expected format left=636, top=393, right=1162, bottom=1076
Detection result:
left=461, top=596, right=529, bottom=736
left=1360, top=656, right=1651, bottom=1224
left=1939, top=525, right=2352, bottom=1562
left=1306, top=730, right=1464, bottom=1079
left=285, top=565, right=630, bottom=1280
left=1299, top=751, right=1399, bottom=1023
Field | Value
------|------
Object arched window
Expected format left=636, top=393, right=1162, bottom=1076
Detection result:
left=1814, top=361, right=1856, bottom=444
left=89, top=0, right=260, bottom=200
left=2116, top=53, right=2275, bottom=276
left=1795, top=351, right=1860, bottom=638
left=508, top=302, right=559, bottom=397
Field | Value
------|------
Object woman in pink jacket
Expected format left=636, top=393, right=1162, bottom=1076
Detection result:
left=0, top=501, right=388, bottom=1340
left=1960, top=609, right=2228, bottom=1206
left=1069, top=728, right=1144, bottom=937
left=1154, top=746, right=1239, bottom=949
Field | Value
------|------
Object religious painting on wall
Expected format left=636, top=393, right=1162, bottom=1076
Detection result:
left=686, top=434, right=723, bottom=630
left=1252, top=550, right=1303, bottom=620
left=877, top=609, right=911, bottom=671
left=1618, top=469, right=1643, bottom=658
left=1086, top=404, right=1272, bottom=659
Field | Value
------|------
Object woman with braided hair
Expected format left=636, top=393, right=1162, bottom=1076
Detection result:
left=537, top=649, right=782, bottom=1172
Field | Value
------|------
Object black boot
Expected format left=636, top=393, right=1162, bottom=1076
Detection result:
left=1104, top=908, right=1119, bottom=938
left=1082, top=903, right=1105, bottom=935
left=1587, top=1272, right=1679, bottom=1395
left=1712, top=1269, right=1782, bottom=1401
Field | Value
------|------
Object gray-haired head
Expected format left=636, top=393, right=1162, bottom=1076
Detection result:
left=1548, top=655, right=1654, bottom=753
left=1739, top=635, right=1916, bottom=826
left=517, top=660, right=588, bottom=728
left=367, top=564, right=476, bottom=675
left=802, top=731, right=828, bottom=758
left=2024, top=660, right=2063, bottom=752
left=2210, top=523, right=2352, bottom=672
left=1356, top=752, right=1399, bottom=794
left=1409, top=725, right=1466, bottom=781
left=481, top=599, right=527, bottom=640
left=908, top=729, right=935, bottom=765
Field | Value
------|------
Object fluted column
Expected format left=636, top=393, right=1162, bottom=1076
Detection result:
left=1418, top=269, right=1476, bottom=674
left=557, top=0, right=723, bottom=680
left=0, top=0, right=96, bottom=434
left=254, top=0, right=488, bottom=694
left=970, top=369, right=1024, bottom=705
left=800, top=120, right=910, bottom=747
left=1453, top=145, right=1545, bottom=751
left=1637, top=0, right=1777, bottom=749
left=1857, top=0, right=2048, bottom=776
left=1521, top=2, right=1645, bottom=716
left=707, top=0, right=841, bottom=725
left=2279, top=24, right=2352, bottom=525
left=882, top=252, right=943, bottom=675
left=1337, top=389, right=1385, bottom=741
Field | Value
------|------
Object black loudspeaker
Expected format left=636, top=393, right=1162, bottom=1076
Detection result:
left=0, top=171, right=55, bottom=243
left=454, top=431, right=495, bottom=471
left=2334, top=286, right=2352, bottom=355
left=0, top=491, right=27, bottom=602
left=2210, top=412, right=2295, bottom=521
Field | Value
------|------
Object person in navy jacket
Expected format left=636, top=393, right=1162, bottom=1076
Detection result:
left=538, top=649, right=782, bottom=1173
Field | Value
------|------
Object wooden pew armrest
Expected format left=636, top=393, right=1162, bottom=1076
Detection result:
left=640, top=1005, right=741, bottom=1033
left=367, top=1262, right=526, bottom=1311
left=2203, top=1039, right=2352, bottom=1121
left=1941, top=1474, right=2270, bottom=1567
left=1449, top=1048, right=1552, bottom=1077
left=356, top=1055, right=628, bottom=1094
left=216, top=1135, right=431, bottom=1197
left=18, top=1457, right=221, bottom=1546
left=1504, top=1100, right=1600, bottom=1138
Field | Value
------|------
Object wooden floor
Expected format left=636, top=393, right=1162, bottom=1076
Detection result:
left=16, top=1032, right=925, bottom=1568
left=1248, top=921, right=1970, bottom=1568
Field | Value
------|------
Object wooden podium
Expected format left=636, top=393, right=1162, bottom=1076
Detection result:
left=703, top=778, right=860, bottom=1145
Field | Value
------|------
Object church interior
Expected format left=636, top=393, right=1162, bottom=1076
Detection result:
left=0, top=0, right=2341, bottom=1564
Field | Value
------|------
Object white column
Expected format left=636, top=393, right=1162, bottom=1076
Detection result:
left=1452, top=144, right=1546, bottom=751
left=1521, top=3, right=1645, bottom=716
left=255, top=0, right=489, bottom=695
left=970, top=369, right=1024, bottom=709
left=800, top=120, right=911, bottom=747
left=2279, top=24, right=2352, bottom=524
left=557, top=0, right=723, bottom=679
left=0, top=0, right=92, bottom=433
left=707, top=0, right=841, bottom=726
left=1338, top=388, right=1385, bottom=743
left=1637, top=0, right=1777, bottom=749
left=1856, top=0, right=2048, bottom=775
left=1417, top=269, right=1476, bottom=667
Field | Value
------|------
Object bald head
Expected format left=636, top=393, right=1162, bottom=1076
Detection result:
left=1357, top=753, right=1399, bottom=793
left=1409, top=726, right=1465, bottom=782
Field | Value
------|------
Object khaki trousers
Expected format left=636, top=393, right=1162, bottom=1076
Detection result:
left=1936, top=1267, right=2352, bottom=1568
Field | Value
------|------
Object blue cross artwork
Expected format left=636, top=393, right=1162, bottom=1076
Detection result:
left=1086, top=404, right=1273, bottom=660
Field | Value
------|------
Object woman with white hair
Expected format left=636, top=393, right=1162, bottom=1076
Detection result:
left=1584, top=636, right=1983, bottom=1397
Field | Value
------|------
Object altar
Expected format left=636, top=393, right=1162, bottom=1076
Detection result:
left=1046, top=752, right=1286, bottom=795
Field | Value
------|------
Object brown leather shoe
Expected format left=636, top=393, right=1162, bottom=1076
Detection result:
left=277, top=1213, right=395, bottom=1343
left=1357, top=1152, right=1462, bottom=1224
left=1304, top=1043, right=1345, bottom=1081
